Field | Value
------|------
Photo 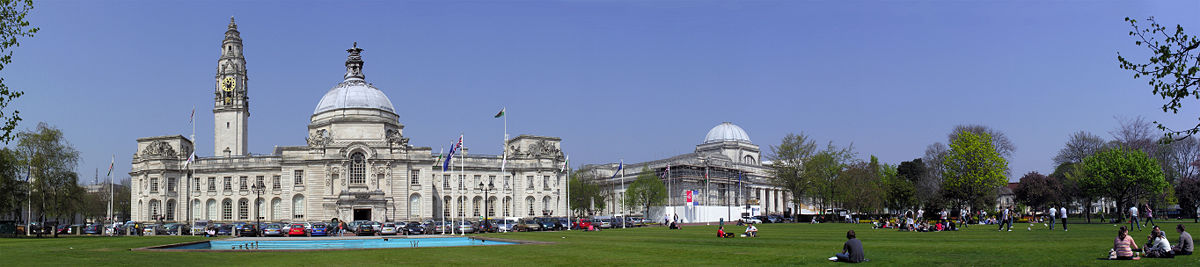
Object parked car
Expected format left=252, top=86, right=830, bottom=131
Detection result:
left=355, top=222, right=378, bottom=236
left=495, top=218, right=518, bottom=232
left=164, top=223, right=190, bottom=235
left=741, top=216, right=763, bottom=224
left=595, top=217, right=613, bottom=229
left=767, top=215, right=784, bottom=223
left=380, top=222, right=399, bottom=235
left=261, top=223, right=284, bottom=237
left=213, top=224, right=232, bottom=236
left=536, top=217, right=557, bottom=231
left=753, top=215, right=771, bottom=224
left=455, top=221, right=475, bottom=234
left=287, top=223, right=308, bottom=237
left=402, top=222, right=425, bottom=235
left=572, top=219, right=593, bottom=230
left=516, top=219, right=541, bottom=232
left=310, top=222, right=329, bottom=236
left=476, top=220, right=498, bottom=233
left=142, top=224, right=161, bottom=235
left=432, top=221, right=453, bottom=234
left=236, top=223, right=259, bottom=237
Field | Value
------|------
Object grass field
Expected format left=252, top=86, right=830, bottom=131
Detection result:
left=1, top=221, right=1198, bottom=266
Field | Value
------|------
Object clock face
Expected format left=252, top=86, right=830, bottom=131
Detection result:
left=221, top=76, right=236, bottom=92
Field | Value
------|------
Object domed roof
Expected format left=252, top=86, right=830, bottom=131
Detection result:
left=704, top=122, right=751, bottom=144
left=313, top=81, right=395, bottom=114
left=313, top=43, right=396, bottom=115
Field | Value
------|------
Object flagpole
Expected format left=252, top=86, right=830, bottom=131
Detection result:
left=565, top=155, right=570, bottom=231
left=107, top=155, right=114, bottom=235
left=621, top=159, right=625, bottom=229
left=460, top=134, right=465, bottom=236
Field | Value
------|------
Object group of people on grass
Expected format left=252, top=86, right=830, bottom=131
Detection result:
left=1111, top=224, right=1193, bottom=260
left=869, top=209, right=963, bottom=232
left=715, top=223, right=757, bottom=238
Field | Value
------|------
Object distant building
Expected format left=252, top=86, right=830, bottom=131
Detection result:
left=581, top=122, right=805, bottom=223
left=129, top=18, right=567, bottom=224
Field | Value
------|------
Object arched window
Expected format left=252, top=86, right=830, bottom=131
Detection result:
left=238, top=199, right=249, bottom=220
left=136, top=200, right=142, bottom=220
left=410, top=194, right=421, bottom=217
left=543, top=196, right=552, bottom=215
left=222, top=199, right=233, bottom=220
left=192, top=200, right=201, bottom=220
left=488, top=196, right=497, bottom=217
left=255, top=198, right=264, bottom=221
left=457, top=197, right=466, bottom=217
left=149, top=200, right=161, bottom=219
left=443, top=197, right=451, bottom=218
left=473, top=197, right=482, bottom=217
left=206, top=199, right=217, bottom=220
left=165, top=200, right=176, bottom=221
left=350, top=152, right=366, bottom=184
left=743, top=155, right=756, bottom=165
left=503, top=197, right=512, bottom=217
left=292, top=194, right=306, bottom=219
left=526, top=196, right=536, bottom=216
left=271, top=198, right=282, bottom=221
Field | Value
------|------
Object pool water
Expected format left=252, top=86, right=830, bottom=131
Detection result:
left=162, top=237, right=513, bottom=250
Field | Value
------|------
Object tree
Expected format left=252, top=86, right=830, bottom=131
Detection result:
left=568, top=171, right=606, bottom=217
left=0, top=148, right=24, bottom=219
left=919, top=143, right=948, bottom=208
left=1078, top=146, right=1168, bottom=221
left=884, top=161, right=917, bottom=213
left=948, top=124, right=1016, bottom=160
left=1176, top=177, right=1200, bottom=221
left=16, top=123, right=81, bottom=225
left=941, top=131, right=1009, bottom=211
left=1162, top=136, right=1200, bottom=183
left=1013, top=172, right=1061, bottom=210
left=767, top=133, right=817, bottom=220
left=1117, top=16, right=1200, bottom=139
left=836, top=156, right=885, bottom=214
left=1054, top=131, right=1107, bottom=166
left=623, top=167, right=667, bottom=217
left=806, top=143, right=854, bottom=213
left=0, top=0, right=38, bottom=143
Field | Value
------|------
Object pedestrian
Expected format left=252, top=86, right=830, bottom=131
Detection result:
left=1060, top=206, right=1068, bottom=231
left=1048, top=206, right=1057, bottom=230
left=997, top=208, right=1006, bottom=231
left=1143, top=204, right=1155, bottom=228
left=1129, top=204, right=1141, bottom=231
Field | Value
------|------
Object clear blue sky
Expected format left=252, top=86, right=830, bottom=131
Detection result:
left=6, top=0, right=1199, bottom=183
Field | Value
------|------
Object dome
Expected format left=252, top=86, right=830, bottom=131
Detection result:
left=704, top=122, right=751, bottom=144
left=313, top=81, right=396, bottom=114
left=312, top=43, right=396, bottom=115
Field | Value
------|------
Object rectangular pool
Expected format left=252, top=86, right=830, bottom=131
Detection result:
left=160, top=237, right=513, bottom=250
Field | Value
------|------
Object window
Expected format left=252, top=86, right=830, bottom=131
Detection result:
left=149, top=200, right=161, bottom=218
left=543, top=196, right=552, bottom=215
left=443, top=197, right=451, bottom=218
left=168, top=177, right=177, bottom=192
left=222, top=199, right=232, bottom=220
left=292, top=195, right=305, bottom=219
left=487, top=197, right=496, bottom=217
left=473, top=197, right=481, bottom=217
left=350, top=152, right=366, bottom=184
left=238, top=199, right=249, bottom=220
left=294, top=170, right=304, bottom=185
left=488, top=175, right=496, bottom=187
left=166, top=200, right=176, bottom=221
left=503, top=197, right=511, bottom=216
left=206, top=199, right=217, bottom=220
left=410, top=170, right=420, bottom=185
left=256, top=176, right=264, bottom=189
left=194, top=178, right=200, bottom=192
left=239, top=176, right=248, bottom=191
left=527, top=196, right=535, bottom=216
left=207, top=177, right=216, bottom=192
left=543, top=175, right=550, bottom=190
left=270, top=198, right=281, bottom=221
left=223, top=177, right=232, bottom=191
left=457, top=197, right=465, bottom=217
left=442, top=174, right=450, bottom=188
left=473, top=175, right=481, bottom=189
left=272, top=175, right=281, bottom=190
left=410, top=194, right=421, bottom=217
left=526, top=176, right=534, bottom=190
left=150, top=178, right=159, bottom=193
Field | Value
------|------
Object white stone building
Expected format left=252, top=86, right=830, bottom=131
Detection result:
left=129, top=18, right=567, bottom=224
left=580, top=122, right=800, bottom=223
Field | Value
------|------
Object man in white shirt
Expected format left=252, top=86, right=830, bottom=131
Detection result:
left=1048, top=206, right=1057, bottom=230
left=744, top=223, right=757, bottom=237
left=1060, top=206, right=1067, bottom=231
left=1130, top=205, right=1141, bottom=231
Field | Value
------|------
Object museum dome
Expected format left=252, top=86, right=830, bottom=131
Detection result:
left=313, top=43, right=396, bottom=115
left=703, top=122, right=751, bottom=144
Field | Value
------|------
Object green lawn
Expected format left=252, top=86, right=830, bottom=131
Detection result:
left=1, top=221, right=1197, bottom=266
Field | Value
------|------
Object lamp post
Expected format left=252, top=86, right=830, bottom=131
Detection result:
left=479, top=180, right=495, bottom=232
left=251, top=180, right=265, bottom=237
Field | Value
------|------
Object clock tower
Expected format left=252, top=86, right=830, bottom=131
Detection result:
left=214, top=17, right=249, bottom=157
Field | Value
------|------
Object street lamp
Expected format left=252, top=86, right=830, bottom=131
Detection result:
left=479, top=180, right=495, bottom=232
left=251, top=180, right=265, bottom=237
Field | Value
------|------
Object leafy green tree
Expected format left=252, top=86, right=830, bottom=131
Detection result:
left=1078, top=146, right=1168, bottom=221
left=623, top=167, right=667, bottom=217
left=568, top=171, right=606, bottom=216
left=17, top=122, right=81, bottom=225
left=1117, top=16, right=1200, bottom=139
left=0, top=148, right=25, bottom=219
left=1177, top=177, right=1200, bottom=221
left=0, top=0, right=38, bottom=143
left=767, top=133, right=817, bottom=220
left=806, top=143, right=855, bottom=214
left=882, top=161, right=916, bottom=213
left=1013, top=172, right=1061, bottom=210
left=836, top=156, right=885, bottom=214
left=941, top=131, right=1009, bottom=211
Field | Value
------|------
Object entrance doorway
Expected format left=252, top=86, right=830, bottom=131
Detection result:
left=353, top=208, right=371, bottom=221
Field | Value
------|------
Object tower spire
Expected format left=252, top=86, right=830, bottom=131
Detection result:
left=228, top=16, right=237, bottom=30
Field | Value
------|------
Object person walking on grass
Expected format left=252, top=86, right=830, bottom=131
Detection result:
left=1129, top=204, right=1141, bottom=231
left=1143, top=204, right=1155, bottom=228
left=1060, top=206, right=1068, bottom=231
left=1047, top=206, right=1057, bottom=230
left=998, top=207, right=1007, bottom=231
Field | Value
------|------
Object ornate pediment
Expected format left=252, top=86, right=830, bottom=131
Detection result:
left=307, top=129, right=332, bottom=147
left=141, top=141, right=178, bottom=158
left=509, top=139, right=563, bottom=160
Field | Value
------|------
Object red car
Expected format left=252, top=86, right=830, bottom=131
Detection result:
left=287, top=223, right=308, bottom=237
left=573, top=219, right=594, bottom=230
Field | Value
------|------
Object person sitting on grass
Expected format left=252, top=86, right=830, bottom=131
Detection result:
left=1174, top=224, right=1193, bottom=256
left=1112, top=226, right=1141, bottom=260
left=830, top=230, right=866, bottom=263
left=1144, top=229, right=1174, bottom=258
left=743, top=223, right=758, bottom=237
left=717, top=226, right=734, bottom=238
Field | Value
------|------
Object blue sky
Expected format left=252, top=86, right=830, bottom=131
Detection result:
left=6, top=0, right=1199, bottom=183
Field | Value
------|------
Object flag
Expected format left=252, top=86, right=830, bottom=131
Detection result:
left=435, top=147, right=444, bottom=165
left=185, top=151, right=196, bottom=167
left=610, top=162, right=622, bottom=179
left=106, top=155, right=115, bottom=176
left=494, top=108, right=505, bottom=118
left=443, top=136, right=462, bottom=171
left=560, top=155, right=568, bottom=172
left=189, top=106, right=195, bottom=124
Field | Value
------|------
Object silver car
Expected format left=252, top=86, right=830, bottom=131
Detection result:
left=455, top=221, right=475, bottom=234
left=380, top=222, right=399, bottom=235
